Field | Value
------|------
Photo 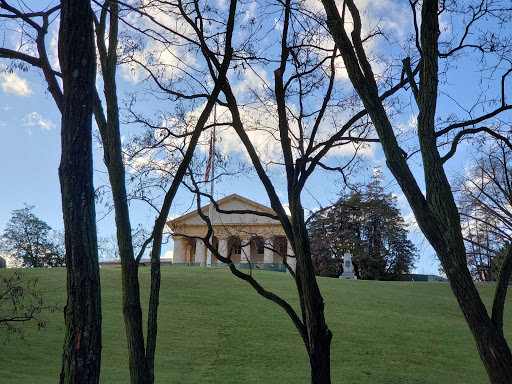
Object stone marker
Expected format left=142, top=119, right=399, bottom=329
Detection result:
left=339, top=252, right=356, bottom=279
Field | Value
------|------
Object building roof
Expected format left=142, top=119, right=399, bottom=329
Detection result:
left=167, top=194, right=285, bottom=239
left=168, top=194, right=278, bottom=226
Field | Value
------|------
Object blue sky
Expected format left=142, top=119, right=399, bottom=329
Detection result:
left=0, top=62, right=441, bottom=274
left=0, top=74, right=62, bottom=229
left=3, top=0, right=507, bottom=275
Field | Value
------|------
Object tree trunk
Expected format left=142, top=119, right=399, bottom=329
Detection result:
left=440, top=251, right=512, bottom=383
left=290, top=196, right=332, bottom=384
left=121, top=260, right=150, bottom=384
left=308, top=332, right=332, bottom=384
left=319, top=0, right=512, bottom=382
left=415, top=1, right=512, bottom=380
left=146, top=247, right=161, bottom=384
left=93, top=3, right=151, bottom=381
left=492, top=245, right=512, bottom=337
left=93, top=86, right=150, bottom=384
left=99, top=49, right=151, bottom=384
left=467, top=308, right=512, bottom=383
left=58, top=0, right=102, bottom=382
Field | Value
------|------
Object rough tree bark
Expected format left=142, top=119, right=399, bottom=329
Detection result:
left=225, top=93, right=333, bottom=383
left=0, top=2, right=222, bottom=381
left=492, top=245, right=512, bottom=338
left=92, top=3, right=150, bottom=382
left=290, top=195, right=332, bottom=384
left=320, top=0, right=512, bottom=382
left=219, top=1, right=334, bottom=378
left=92, top=1, right=234, bottom=380
left=58, top=0, right=102, bottom=383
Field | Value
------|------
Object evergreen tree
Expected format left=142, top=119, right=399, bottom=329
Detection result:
left=309, top=174, right=417, bottom=280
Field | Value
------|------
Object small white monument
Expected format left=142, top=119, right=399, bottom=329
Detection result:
left=339, top=252, right=357, bottom=279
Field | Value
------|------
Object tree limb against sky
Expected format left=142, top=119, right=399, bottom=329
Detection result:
left=1, top=0, right=512, bottom=383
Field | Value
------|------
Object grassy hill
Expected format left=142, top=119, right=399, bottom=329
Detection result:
left=1, top=267, right=510, bottom=383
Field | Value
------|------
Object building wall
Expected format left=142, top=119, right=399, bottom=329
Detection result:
left=169, top=195, right=296, bottom=271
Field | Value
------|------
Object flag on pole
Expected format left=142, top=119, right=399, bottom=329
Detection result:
left=205, top=137, right=213, bottom=182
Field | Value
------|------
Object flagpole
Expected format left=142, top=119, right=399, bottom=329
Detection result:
left=206, top=106, right=216, bottom=267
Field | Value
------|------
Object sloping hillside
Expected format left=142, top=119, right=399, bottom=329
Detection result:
left=1, top=267, right=508, bottom=383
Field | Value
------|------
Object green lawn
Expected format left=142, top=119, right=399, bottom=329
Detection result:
left=1, top=267, right=510, bottom=383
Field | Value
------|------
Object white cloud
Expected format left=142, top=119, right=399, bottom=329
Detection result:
left=119, top=36, right=198, bottom=85
left=128, top=153, right=167, bottom=174
left=23, top=112, right=56, bottom=131
left=184, top=88, right=376, bottom=168
left=242, top=0, right=257, bottom=22
left=392, top=192, right=409, bottom=210
left=49, top=27, right=61, bottom=70
left=313, top=0, right=414, bottom=81
left=118, top=4, right=198, bottom=85
left=404, top=211, right=419, bottom=231
left=0, top=73, right=33, bottom=96
left=327, top=140, right=377, bottom=159
left=233, top=66, right=270, bottom=98
left=210, top=103, right=284, bottom=165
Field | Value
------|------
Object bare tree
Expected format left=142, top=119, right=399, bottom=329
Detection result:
left=149, top=0, right=413, bottom=382
left=320, top=0, right=512, bottom=381
left=0, top=270, right=60, bottom=339
left=1, top=1, right=234, bottom=381
left=457, top=136, right=512, bottom=280
left=456, top=135, right=512, bottom=341
left=98, top=1, right=236, bottom=381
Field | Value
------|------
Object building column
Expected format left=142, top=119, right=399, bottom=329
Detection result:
left=195, top=239, right=206, bottom=266
left=218, top=238, right=228, bottom=263
left=287, top=240, right=296, bottom=273
left=263, top=237, right=274, bottom=263
left=240, top=240, right=251, bottom=263
left=184, top=244, right=192, bottom=263
left=172, top=236, right=183, bottom=264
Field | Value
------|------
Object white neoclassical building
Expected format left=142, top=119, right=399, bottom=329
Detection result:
left=168, top=194, right=296, bottom=272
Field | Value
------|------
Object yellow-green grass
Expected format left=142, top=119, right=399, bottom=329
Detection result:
left=1, top=267, right=510, bottom=383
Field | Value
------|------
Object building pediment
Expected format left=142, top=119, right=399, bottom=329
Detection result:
left=168, top=194, right=295, bottom=271
left=168, top=194, right=282, bottom=232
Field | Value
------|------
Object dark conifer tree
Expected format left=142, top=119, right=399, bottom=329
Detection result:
left=309, top=173, right=417, bottom=280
